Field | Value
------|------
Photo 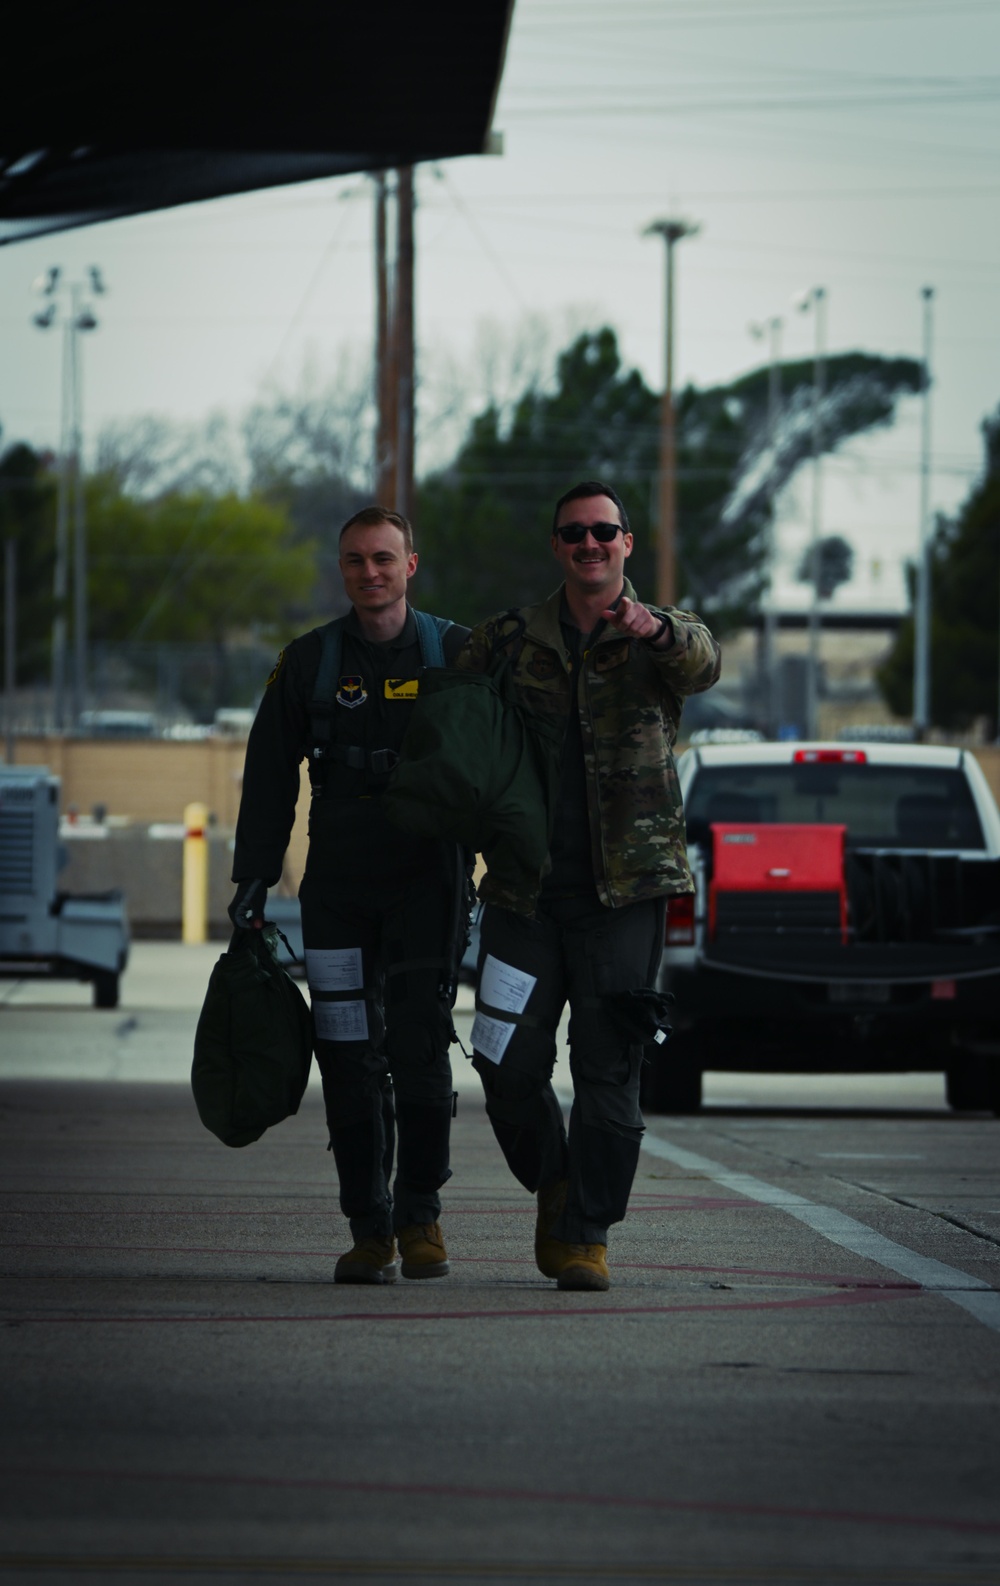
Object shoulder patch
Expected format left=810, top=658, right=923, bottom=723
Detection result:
left=336, top=675, right=368, bottom=709
left=265, top=649, right=285, bottom=686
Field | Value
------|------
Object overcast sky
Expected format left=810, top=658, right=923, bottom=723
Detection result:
left=1, top=0, right=997, bottom=611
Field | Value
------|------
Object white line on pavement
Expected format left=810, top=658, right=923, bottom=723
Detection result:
left=641, top=1130, right=1000, bottom=1334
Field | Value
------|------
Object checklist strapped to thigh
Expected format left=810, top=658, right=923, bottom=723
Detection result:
left=471, top=953, right=538, bottom=1065
left=306, top=947, right=370, bottom=1042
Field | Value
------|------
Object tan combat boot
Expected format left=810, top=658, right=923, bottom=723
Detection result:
left=548, top=1240, right=611, bottom=1292
left=535, top=1178, right=569, bottom=1279
left=334, top=1234, right=398, bottom=1285
left=397, top=1221, right=450, bottom=1279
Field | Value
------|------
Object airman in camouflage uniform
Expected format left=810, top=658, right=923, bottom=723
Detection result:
left=458, top=586, right=719, bottom=914
left=456, top=480, right=720, bottom=1292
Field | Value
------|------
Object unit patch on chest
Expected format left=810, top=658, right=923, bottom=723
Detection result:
left=594, top=642, right=630, bottom=674
left=526, top=649, right=559, bottom=681
left=336, top=675, right=368, bottom=709
left=384, top=677, right=419, bottom=700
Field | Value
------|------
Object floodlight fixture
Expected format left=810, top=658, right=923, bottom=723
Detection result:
left=749, top=313, right=782, bottom=344
left=794, top=285, right=826, bottom=315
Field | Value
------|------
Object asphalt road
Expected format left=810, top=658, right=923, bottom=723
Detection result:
left=1, top=946, right=999, bottom=1585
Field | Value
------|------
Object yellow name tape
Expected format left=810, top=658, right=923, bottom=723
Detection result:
left=384, top=678, right=419, bottom=699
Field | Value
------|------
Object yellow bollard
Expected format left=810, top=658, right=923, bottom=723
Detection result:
left=182, top=801, right=209, bottom=944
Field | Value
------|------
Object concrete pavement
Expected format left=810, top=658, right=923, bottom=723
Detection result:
left=1, top=946, right=999, bottom=1584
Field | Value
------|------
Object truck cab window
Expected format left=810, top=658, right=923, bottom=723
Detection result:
left=684, top=765, right=985, bottom=851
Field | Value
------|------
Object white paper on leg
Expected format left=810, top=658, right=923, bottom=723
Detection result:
left=471, top=1011, right=516, bottom=1065
left=313, top=999, right=369, bottom=1042
left=472, top=955, right=537, bottom=1065
left=305, top=947, right=364, bottom=993
left=479, top=954, right=536, bottom=1016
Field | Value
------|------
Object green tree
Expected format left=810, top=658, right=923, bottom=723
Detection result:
left=81, top=475, right=319, bottom=717
left=0, top=439, right=57, bottom=683
left=415, top=329, right=923, bottom=630
left=416, top=329, right=657, bottom=620
left=878, top=406, right=1000, bottom=732
left=85, top=474, right=316, bottom=645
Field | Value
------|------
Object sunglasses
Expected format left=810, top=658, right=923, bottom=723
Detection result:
left=554, top=521, right=623, bottom=544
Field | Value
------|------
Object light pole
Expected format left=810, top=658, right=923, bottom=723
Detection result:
left=749, top=314, right=783, bottom=736
left=644, top=217, right=699, bottom=608
left=795, top=285, right=827, bottom=740
left=4, top=536, right=15, bottom=764
left=32, top=266, right=104, bottom=728
left=913, top=286, right=934, bottom=739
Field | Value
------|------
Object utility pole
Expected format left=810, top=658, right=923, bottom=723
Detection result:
left=750, top=314, right=783, bottom=736
left=372, top=168, right=416, bottom=521
left=913, top=286, right=935, bottom=739
left=395, top=166, right=415, bottom=524
left=797, top=285, right=826, bottom=740
left=373, top=172, right=396, bottom=507
left=32, top=266, right=103, bottom=730
left=644, top=218, right=699, bottom=608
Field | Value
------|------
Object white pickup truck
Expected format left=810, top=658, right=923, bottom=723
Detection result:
left=646, top=741, right=1000, bottom=1116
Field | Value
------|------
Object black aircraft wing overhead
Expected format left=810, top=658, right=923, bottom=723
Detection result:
left=0, top=1, right=513, bottom=245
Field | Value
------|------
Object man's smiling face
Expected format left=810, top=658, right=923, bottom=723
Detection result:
left=551, top=493, right=633, bottom=599
left=339, top=519, right=417, bottom=615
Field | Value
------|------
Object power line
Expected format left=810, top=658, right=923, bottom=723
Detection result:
left=430, top=167, right=528, bottom=313
left=261, top=190, right=364, bottom=383
left=506, top=87, right=1000, bottom=115
left=520, top=0, right=999, bottom=25
left=432, top=183, right=1000, bottom=206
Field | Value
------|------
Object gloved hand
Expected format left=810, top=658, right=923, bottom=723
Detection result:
left=228, top=878, right=268, bottom=930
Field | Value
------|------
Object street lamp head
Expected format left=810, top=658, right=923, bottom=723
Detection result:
left=751, top=313, right=784, bottom=338
left=88, top=266, right=106, bottom=295
left=32, top=304, right=56, bottom=329
left=644, top=216, right=700, bottom=245
left=32, top=267, right=60, bottom=296
left=75, top=308, right=98, bottom=331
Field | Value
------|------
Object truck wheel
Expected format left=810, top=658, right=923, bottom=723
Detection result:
left=641, top=1033, right=703, bottom=1114
left=945, top=1054, right=997, bottom=1114
left=93, top=971, right=120, bottom=1010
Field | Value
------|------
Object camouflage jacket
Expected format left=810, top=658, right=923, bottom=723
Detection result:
left=455, top=579, right=721, bottom=913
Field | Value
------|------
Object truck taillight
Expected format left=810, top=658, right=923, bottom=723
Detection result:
left=793, top=748, right=867, bottom=764
left=666, top=893, right=696, bottom=946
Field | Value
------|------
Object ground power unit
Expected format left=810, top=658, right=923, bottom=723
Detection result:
left=0, top=765, right=129, bottom=1007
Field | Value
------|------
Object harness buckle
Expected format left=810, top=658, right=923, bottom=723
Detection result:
left=370, top=748, right=399, bottom=775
